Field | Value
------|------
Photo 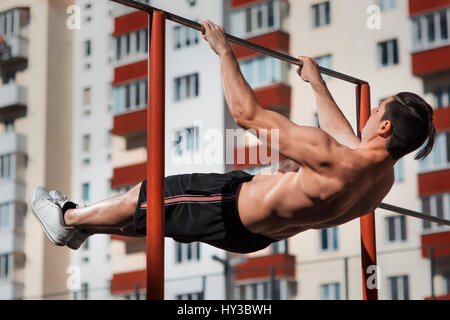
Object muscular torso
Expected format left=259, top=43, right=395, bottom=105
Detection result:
left=236, top=144, right=395, bottom=241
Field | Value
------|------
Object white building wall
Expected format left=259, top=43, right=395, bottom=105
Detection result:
left=71, top=0, right=114, bottom=299
left=289, top=0, right=431, bottom=300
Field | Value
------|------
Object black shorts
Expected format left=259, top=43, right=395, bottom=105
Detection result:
left=134, top=170, right=275, bottom=254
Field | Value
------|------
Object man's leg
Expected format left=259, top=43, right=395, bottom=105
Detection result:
left=64, top=182, right=142, bottom=230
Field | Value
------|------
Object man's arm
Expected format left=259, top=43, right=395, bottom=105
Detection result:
left=200, top=21, right=332, bottom=168
left=297, top=57, right=361, bottom=149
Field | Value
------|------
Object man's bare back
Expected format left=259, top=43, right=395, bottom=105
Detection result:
left=236, top=138, right=395, bottom=241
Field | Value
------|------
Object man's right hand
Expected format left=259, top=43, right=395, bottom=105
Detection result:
left=296, top=56, right=323, bottom=84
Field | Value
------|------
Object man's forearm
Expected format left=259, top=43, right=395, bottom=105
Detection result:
left=219, top=47, right=259, bottom=121
left=311, top=80, right=354, bottom=134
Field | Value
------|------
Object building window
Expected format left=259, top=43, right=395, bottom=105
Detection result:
left=0, top=203, right=11, bottom=229
left=84, top=40, right=92, bottom=57
left=378, top=39, right=399, bottom=67
left=320, top=227, right=338, bottom=251
left=377, top=0, right=396, bottom=11
left=394, top=158, right=404, bottom=182
left=421, top=193, right=450, bottom=232
left=320, top=283, right=340, bottom=300
left=235, top=281, right=271, bottom=300
left=418, top=132, right=450, bottom=172
left=81, top=283, right=89, bottom=300
left=174, top=73, right=199, bottom=101
left=82, top=183, right=90, bottom=202
left=434, top=86, right=450, bottom=108
left=386, top=216, right=406, bottom=242
left=172, top=126, right=200, bottom=158
left=272, top=239, right=288, bottom=254
left=115, top=29, right=148, bottom=61
left=312, top=2, right=331, bottom=28
left=0, top=10, right=17, bottom=36
left=314, top=54, right=333, bottom=80
left=175, top=242, right=200, bottom=263
left=0, top=154, right=12, bottom=180
left=82, top=134, right=91, bottom=152
left=175, top=291, right=203, bottom=300
left=83, top=87, right=91, bottom=105
left=0, top=254, right=9, bottom=279
left=230, top=0, right=281, bottom=38
left=240, top=55, right=287, bottom=89
left=174, top=25, right=199, bottom=49
left=388, top=275, right=409, bottom=300
left=412, top=8, right=450, bottom=51
left=113, top=80, right=148, bottom=114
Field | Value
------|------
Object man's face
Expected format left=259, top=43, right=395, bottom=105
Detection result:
left=361, top=96, right=394, bottom=141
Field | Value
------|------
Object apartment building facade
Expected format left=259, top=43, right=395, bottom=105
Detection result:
left=108, top=0, right=232, bottom=300
left=0, top=0, right=74, bottom=299
left=71, top=0, right=114, bottom=300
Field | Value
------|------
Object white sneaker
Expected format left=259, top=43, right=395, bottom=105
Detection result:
left=49, top=190, right=91, bottom=250
left=30, top=186, right=76, bottom=246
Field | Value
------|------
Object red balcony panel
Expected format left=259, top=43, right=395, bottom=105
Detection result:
left=433, top=106, right=450, bottom=133
left=418, top=169, right=450, bottom=197
left=412, top=45, right=450, bottom=76
left=112, top=162, right=147, bottom=188
left=425, top=293, right=450, bottom=300
left=231, top=0, right=270, bottom=9
left=421, top=231, right=450, bottom=258
left=111, top=235, right=134, bottom=241
left=255, top=83, right=291, bottom=109
left=233, top=144, right=284, bottom=170
left=111, top=269, right=146, bottom=294
left=409, top=0, right=450, bottom=16
left=112, top=108, right=147, bottom=137
left=235, top=254, right=296, bottom=281
left=113, top=11, right=148, bottom=37
left=113, top=60, right=148, bottom=86
left=232, top=31, right=290, bottom=60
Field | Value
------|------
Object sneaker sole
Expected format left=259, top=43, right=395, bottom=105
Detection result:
left=30, top=188, right=65, bottom=246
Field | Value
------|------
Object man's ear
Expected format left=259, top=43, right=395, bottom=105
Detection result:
left=378, top=120, right=392, bottom=138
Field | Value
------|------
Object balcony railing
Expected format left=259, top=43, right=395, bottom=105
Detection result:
left=0, top=83, right=27, bottom=122
left=0, top=35, right=28, bottom=64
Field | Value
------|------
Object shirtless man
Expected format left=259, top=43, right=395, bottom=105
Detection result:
left=30, top=21, right=436, bottom=253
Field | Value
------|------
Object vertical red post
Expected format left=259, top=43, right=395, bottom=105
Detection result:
left=356, top=84, right=378, bottom=300
left=147, top=10, right=165, bottom=300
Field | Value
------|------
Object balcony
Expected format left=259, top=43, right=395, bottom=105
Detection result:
left=409, top=0, right=450, bottom=16
left=234, top=253, right=296, bottom=281
left=0, top=131, right=27, bottom=155
left=0, top=281, right=24, bottom=300
left=111, top=269, right=146, bottom=295
left=0, top=35, right=28, bottom=66
left=0, top=230, right=24, bottom=254
left=412, top=45, right=450, bottom=76
left=111, top=162, right=146, bottom=188
left=0, top=83, right=27, bottom=122
left=421, top=231, right=450, bottom=258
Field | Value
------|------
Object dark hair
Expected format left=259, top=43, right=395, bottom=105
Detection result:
left=381, top=92, right=436, bottom=160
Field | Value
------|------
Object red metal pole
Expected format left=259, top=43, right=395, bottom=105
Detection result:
left=356, top=84, right=378, bottom=300
left=147, top=10, right=165, bottom=300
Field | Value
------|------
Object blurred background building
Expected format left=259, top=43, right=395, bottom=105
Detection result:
left=0, top=0, right=448, bottom=300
